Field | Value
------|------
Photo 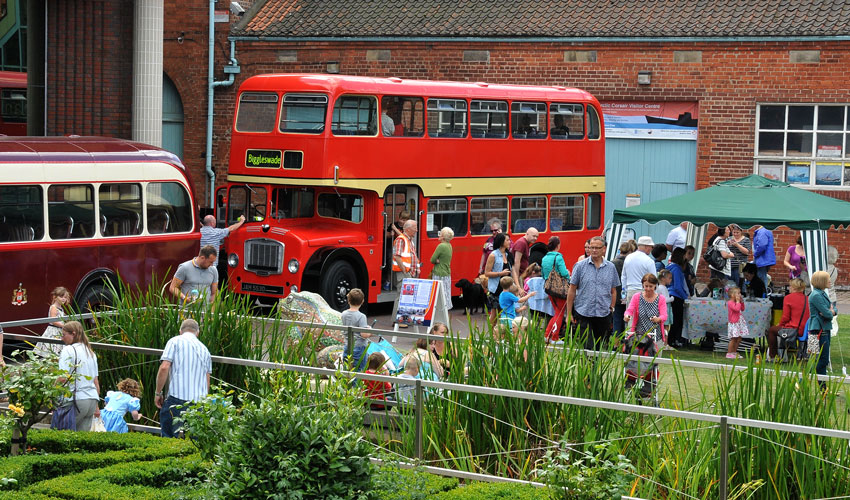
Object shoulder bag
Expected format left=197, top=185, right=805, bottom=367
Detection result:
left=779, top=296, right=809, bottom=341
left=544, top=255, right=569, bottom=300
left=703, top=239, right=726, bottom=270
left=51, top=347, right=79, bottom=431
left=807, top=291, right=828, bottom=355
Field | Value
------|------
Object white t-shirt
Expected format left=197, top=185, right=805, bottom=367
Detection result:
left=666, top=226, right=687, bottom=250
left=622, top=251, right=656, bottom=292
left=709, top=237, right=732, bottom=276
left=59, top=343, right=99, bottom=401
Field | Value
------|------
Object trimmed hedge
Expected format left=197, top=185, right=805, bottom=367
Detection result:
left=433, top=481, right=553, bottom=499
left=372, top=467, right=459, bottom=498
left=0, top=430, right=194, bottom=490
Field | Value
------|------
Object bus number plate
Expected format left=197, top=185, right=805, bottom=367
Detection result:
left=245, top=149, right=282, bottom=168
left=241, top=282, right=284, bottom=295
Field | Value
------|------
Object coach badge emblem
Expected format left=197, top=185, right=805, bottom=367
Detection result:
left=12, top=283, right=27, bottom=306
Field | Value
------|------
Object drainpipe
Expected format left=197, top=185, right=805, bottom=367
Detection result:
left=206, top=2, right=240, bottom=208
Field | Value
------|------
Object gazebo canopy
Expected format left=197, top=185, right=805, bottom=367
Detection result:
left=611, top=175, right=850, bottom=230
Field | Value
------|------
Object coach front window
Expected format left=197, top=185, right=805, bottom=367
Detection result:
left=146, top=182, right=193, bottom=234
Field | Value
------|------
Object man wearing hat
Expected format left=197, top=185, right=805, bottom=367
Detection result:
left=621, top=235, right=658, bottom=306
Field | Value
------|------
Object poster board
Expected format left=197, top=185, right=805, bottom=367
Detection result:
left=392, top=278, right=449, bottom=332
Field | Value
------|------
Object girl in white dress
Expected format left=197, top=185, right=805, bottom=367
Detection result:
left=35, top=286, right=70, bottom=357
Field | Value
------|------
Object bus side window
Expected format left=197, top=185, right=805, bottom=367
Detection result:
left=511, top=102, right=547, bottom=139
left=0, top=185, right=43, bottom=242
left=470, top=197, right=508, bottom=235
left=48, top=185, right=95, bottom=239
left=426, top=198, right=468, bottom=238
left=99, top=183, right=142, bottom=237
left=550, top=195, right=584, bottom=231
left=147, top=182, right=193, bottom=233
left=332, top=96, right=377, bottom=136
left=550, top=103, right=585, bottom=139
left=382, top=96, right=425, bottom=138
left=587, top=106, right=601, bottom=140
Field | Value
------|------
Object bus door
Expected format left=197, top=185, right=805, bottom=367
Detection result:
left=382, top=185, right=420, bottom=293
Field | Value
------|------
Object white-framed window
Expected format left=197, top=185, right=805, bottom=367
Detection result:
left=755, top=104, right=850, bottom=188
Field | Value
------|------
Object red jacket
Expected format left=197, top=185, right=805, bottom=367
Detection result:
left=780, top=292, right=810, bottom=334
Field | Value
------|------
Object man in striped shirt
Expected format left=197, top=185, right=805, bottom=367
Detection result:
left=154, top=319, right=212, bottom=438
left=200, top=214, right=245, bottom=266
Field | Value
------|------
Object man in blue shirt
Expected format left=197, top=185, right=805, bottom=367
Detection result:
left=752, top=225, right=776, bottom=285
left=566, top=236, right=621, bottom=350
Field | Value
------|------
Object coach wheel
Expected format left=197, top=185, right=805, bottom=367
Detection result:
left=78, top=283, right=115, bottom=315
left=320, top=260, right=357, bottom=312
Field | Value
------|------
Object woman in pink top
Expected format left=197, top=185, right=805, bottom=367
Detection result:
left=726, top=286, right=748, bottom=359
left=623, top=273, right=668, bottom=343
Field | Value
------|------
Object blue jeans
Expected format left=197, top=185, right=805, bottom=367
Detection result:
left=350, top=344, right=368, bottom=371
left=756, top=266, right=771, bottom=285
left=730, top=266, right=741, bottom=287
left=815, top=331, right=831, bottom=378
left=160, top=396, right=189, bottom=438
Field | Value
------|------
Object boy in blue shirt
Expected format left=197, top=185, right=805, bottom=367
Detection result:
left=498, top=276, right=535, bottom=337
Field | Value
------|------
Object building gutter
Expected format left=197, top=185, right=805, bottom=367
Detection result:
left=229, top=35, right=850, bottom=43
left=206, top=4, right=240, bottom=208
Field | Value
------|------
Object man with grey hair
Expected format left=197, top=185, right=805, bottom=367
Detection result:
left=478, top=218, right=503, bottom=274
left=200, top=213, right=245, bottom=266
left=154, top=319, right=212, bottom=438
left=566, top=236, right=620, bottom=350
left=392, top=219, right=420, bottom=289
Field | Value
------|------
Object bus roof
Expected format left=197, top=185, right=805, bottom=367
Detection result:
left=0, top=136, right=186, bottom=169
left=239, top=73, right=598, bottom=103
left=0, top=71, right=26, bottom=88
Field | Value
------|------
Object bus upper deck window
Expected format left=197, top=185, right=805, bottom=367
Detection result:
left=587, top=105, right=601, bottom=140
left=511, top=102, right=547, bottom=139
left=381, top=96, right=425, bottom=137
left=280, top=94, right=328, bottom=134
left=470, top=100, right=508, bottom=138
left=550, top=103, right=585, bottom=139
left=235, top=92, right=279, bottom=133
left=427, top=99, right=467, bottom=138
left=332, top=96, right=377, bottom=136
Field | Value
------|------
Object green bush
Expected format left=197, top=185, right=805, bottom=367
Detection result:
left=433, top=481, right=552, bottom=499
left=372, top=466, right=459, bottom=499
left=0, top=430, right=194, bottom=490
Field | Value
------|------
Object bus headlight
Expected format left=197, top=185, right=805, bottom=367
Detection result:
left=288, top=259, right=300, bottom=274
left=228, top=253, right=239, bottom=268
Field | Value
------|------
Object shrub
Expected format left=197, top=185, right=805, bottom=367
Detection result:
left=535, top=441, right=633, bottom=500
left=433, top=481, right=552, bottom=499
left=372, top=465, right=459, bottom=499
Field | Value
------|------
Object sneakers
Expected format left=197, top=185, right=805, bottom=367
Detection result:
left=725, top=353, right=742, bottom=359
left=382, top=281, right=391, bottom=291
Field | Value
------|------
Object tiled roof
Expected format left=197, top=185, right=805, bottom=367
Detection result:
left=234, top=0, right=850, bottom=38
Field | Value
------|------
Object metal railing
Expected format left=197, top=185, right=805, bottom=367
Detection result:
left=4, top=311, right=850, bottom=499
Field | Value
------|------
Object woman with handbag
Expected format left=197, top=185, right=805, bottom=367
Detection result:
left=54, top=321, right=100, bottom=431
left=808, top=271, right=835, bottom=387
left=541, top=236, right=570, bottom=342
left=707, top=226, right=735, bottom=281
left=665, top=247, right=690, bottom=348
left=484, top=233, right=512, bottom=333
left=766, top=278, right=809, bottom=361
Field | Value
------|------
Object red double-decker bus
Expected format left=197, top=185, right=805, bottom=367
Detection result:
left=0, top=137, right=199, bottom=333
left=221, top=74, right=605, bottom=310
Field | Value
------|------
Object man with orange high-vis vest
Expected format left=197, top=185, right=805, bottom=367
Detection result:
left=392, top=219, right=421, bottom=290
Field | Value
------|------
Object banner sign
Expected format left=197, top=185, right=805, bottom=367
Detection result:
left=602, top=101, right=699, bottom=140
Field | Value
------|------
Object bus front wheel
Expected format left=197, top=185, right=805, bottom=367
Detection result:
left=320, top=260, right=357, bottom=312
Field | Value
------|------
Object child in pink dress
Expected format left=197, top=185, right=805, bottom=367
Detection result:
left=726, top=287, right=748, bottom=359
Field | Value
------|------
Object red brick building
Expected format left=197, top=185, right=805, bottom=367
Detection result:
left=41, top=0, right=850, bottom=284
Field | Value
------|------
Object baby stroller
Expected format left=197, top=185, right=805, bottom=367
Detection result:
left=623, top=326, right=662, bottom=406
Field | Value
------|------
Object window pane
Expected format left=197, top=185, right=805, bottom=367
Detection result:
left=235, top=92, right=278, bottom=132
left=470, top=100, right=508, bottom=138
left=787, top=132, right=813, bottom=156
left=818, top=106, right=845, bottom=131
left=383, top=96, right=425, bottom=137
left=227, top=185, right=266, bottom=223
left=815, top=162, right=842, bottom=186
left=549, top=195, right=584, bottom=231
left=845, top=165, right=850, bottom=186
left=758, top=131, right=784, bottom=156
left=426, top=198, right=468, bottom=238
left=510, top=196, right=547, bottom=233
left=757, top=161, right=784, bottom=181
left=587, top=194, right=601, bottom=230
left=470, top=197, right=508, bottom=235
left=271, top=187, right=314, bottom=219
left=146, top=182, right=193, bottom=233
left=48, top=185, right=95, bottom=239
left=785, top=162, right=811, bottom=185
left=511, top=102, right=547, bottom=139
left=788, top=106, right=814, bottom=130
left=279, top=93, right=327, bottom=133
left=759, top=105, right=785, bottom=129
left=317, top=193, right=363, bottom=222
left=550, top=103, right=584, bottom=139
left=332, top=96, right=378, bottom=136
left=0, top=185, right=43, bottom=242
left=427, top=99, right=467, bottom=138
left=587, top=106, right=601, bottom=139
left=816, top=133, right=843, bottom=158
left=99, top=183, right=142, bottom=237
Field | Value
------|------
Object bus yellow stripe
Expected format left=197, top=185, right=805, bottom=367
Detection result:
left=226, top=175, right=605, bottom=197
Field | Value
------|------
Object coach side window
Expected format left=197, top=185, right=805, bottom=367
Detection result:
left=470, top=100, right=508, bottom=138
left=332, top=96, right=378, bottom=136
left=427, top=99, right=467, bottom=138
left=146, top=182, right=193, bottom=234
left=99, top=183, right=142, bottom=237
left=235, top=92, right=278, bottom=133
left=382, top=96, right=424, bottom=137
left=0, top=185, right=43, bottom=242
left=426, top=198, right=468, bottom=238
left=550, top=103, right=585, bottom=139
left=511, top=102, right=547, bottom=139
left=47, top=185, right=95, bottom=240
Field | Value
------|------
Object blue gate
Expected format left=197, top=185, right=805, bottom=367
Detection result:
left=604, top=138, right=697, bottom=246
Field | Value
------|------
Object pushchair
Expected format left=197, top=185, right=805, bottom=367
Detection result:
left=623, top=327, right=662, bottom=406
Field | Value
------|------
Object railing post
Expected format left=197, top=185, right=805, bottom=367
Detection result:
left=415, top=379, right=423, bottom=461
left=346, top=327, right=355, bottom=361
left=719, top=415, right=729, bottom=500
